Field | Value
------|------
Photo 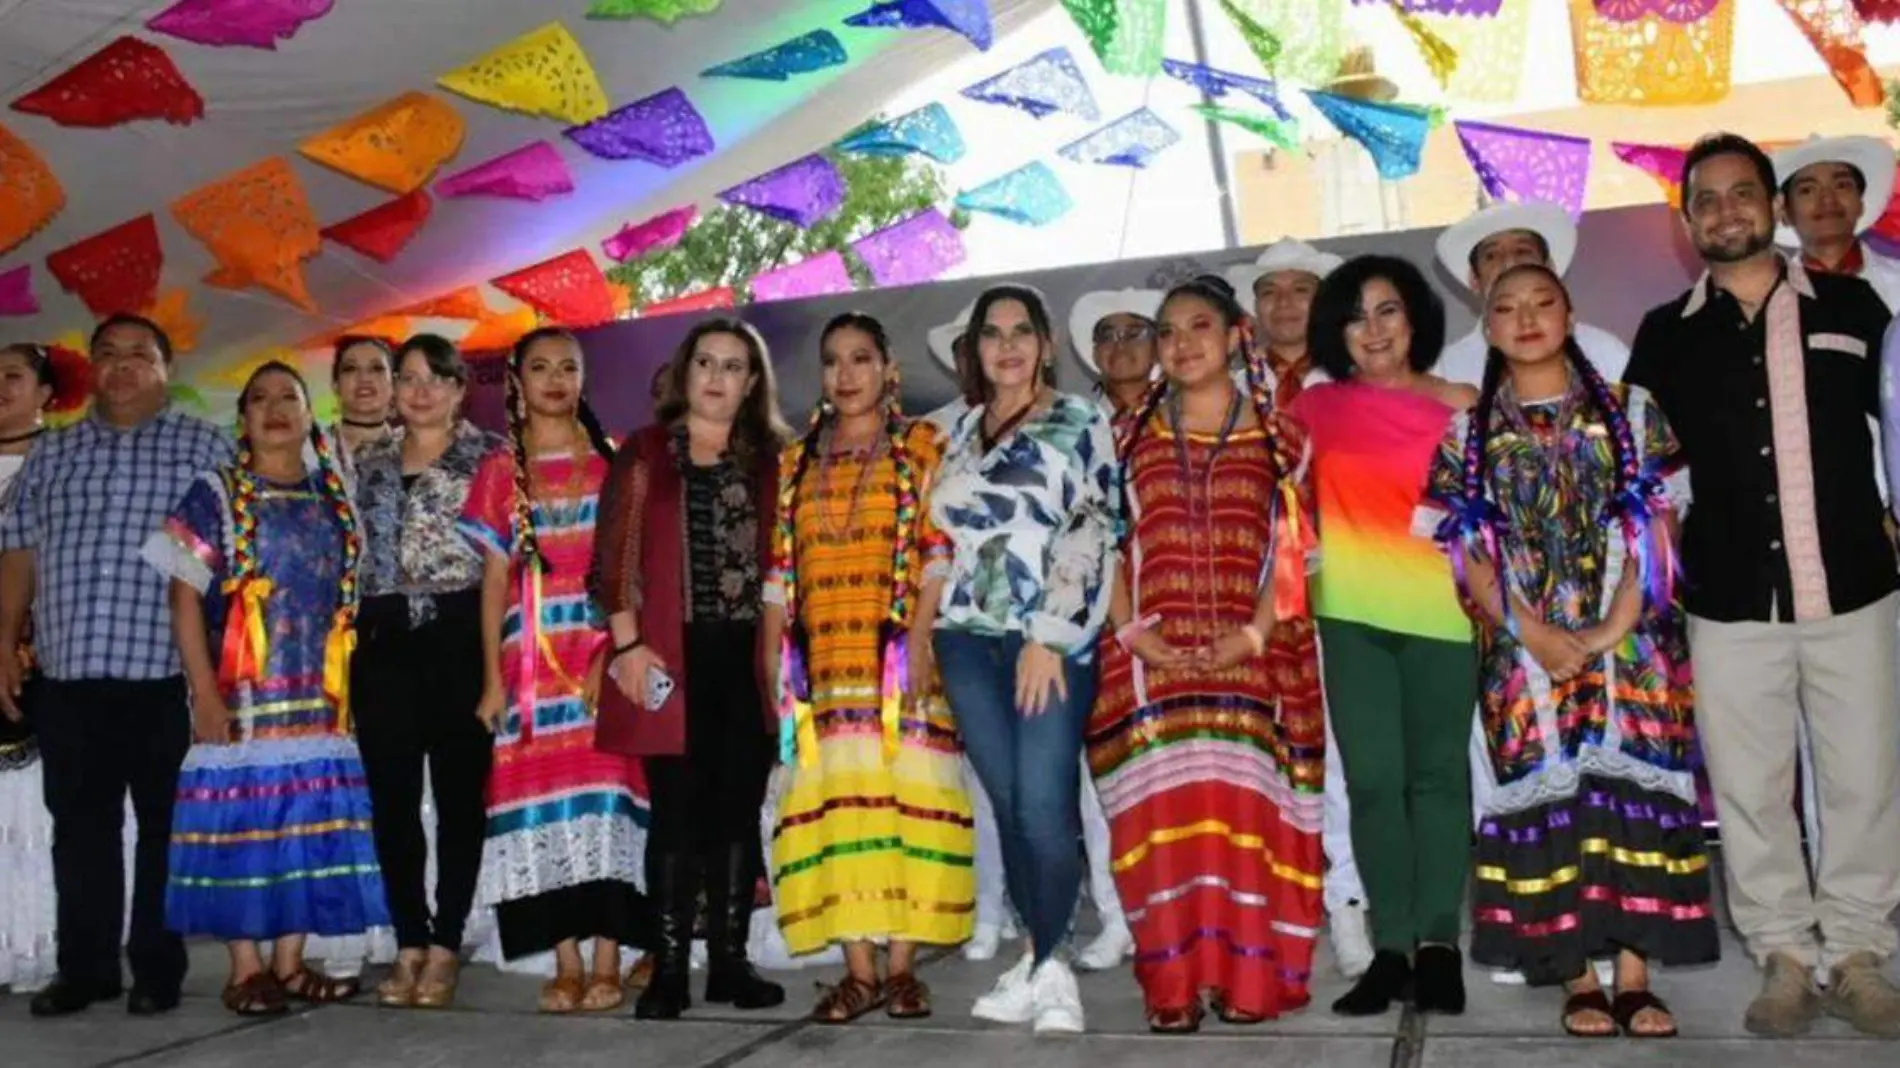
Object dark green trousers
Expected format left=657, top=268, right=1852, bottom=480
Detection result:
left=1319, top=617, right=1478, bottom=952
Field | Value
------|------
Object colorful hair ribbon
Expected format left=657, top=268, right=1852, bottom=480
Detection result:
left=217, top=576, right=274, bottom=695
left=776, top=625, right=817, bottom=767
left=321, top=606, right=356, bottom=733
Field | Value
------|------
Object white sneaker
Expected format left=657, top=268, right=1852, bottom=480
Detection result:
left=999, top=913, right=1022, bottom=942
left=972, top=952, right=1036, bottom=1024
left=1073, top=919, right=1133, bottom=971
left=1329, top=900, right=1374, bottom=980
left=1030, top=959, right=1085, bottom=1035
left=964, top=922, right=1001, bottom=962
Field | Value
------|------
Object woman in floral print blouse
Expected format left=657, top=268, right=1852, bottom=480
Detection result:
left=350, top=334, right=501, bottom=1010
left=927, top=284, right=1121, bottom=1036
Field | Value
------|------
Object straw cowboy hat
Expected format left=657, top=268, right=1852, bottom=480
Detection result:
left=1224, top=238, right=1344, bottom=302
left=1068, top=288, right=1163, bottom=378
left=1324, top=45, right=1398, bottom=103
left=1769, top=134, right=1896, bottom=248
left=1434, top=200, right=1578, bottom=290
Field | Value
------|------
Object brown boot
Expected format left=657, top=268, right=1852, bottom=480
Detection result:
left=1824, top=952, right=1900, bottom=1038
left=1744, top=951, right=1821, bottom=1037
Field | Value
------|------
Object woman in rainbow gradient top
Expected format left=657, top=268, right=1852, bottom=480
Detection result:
left=1287, top=255, right=1479, bottom=1020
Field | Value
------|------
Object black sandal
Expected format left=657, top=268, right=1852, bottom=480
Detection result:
left=1561, top=988, right=1616, bottom=1038
left=1610, top=989, right=1679, bottom=1039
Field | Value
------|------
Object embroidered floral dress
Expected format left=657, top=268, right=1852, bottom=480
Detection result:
left=460, top=448, right=649, bottom=958
left=143, top=470, right=388, bottom=941
left=1423, top=381, right=1718, bottom=984
left=766, top=421, right=975, bottom=954
left=1089, top=410, right=1324, bottom=1017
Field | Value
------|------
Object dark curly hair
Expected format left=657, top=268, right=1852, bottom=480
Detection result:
left=1307, top=254, right=1446, bottom=381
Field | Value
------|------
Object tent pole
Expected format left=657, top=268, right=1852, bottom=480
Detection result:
left=1184, top=0, right=1241, bottom=251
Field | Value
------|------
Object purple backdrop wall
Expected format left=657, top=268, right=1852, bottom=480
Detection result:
left=465, top=202, right=1703, bottom=438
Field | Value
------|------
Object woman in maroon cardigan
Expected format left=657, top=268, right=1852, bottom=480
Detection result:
left=591, top=318, right=789, bottom=1019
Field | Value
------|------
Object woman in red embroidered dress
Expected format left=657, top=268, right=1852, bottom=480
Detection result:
left=1089, top=276, right=1325, bottom=1033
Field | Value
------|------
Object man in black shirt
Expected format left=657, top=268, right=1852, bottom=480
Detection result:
left=1624, top=133, right=1900, bottom=1039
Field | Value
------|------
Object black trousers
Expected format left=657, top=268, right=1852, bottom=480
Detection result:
left=35, top=676, right=190, bottom=994
left=644, top=621, right=773, bottom=862
left=351, top=593, right=492, bottom=952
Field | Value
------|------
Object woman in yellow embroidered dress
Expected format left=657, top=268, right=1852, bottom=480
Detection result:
left=764, top=313, right=974, bottom=1023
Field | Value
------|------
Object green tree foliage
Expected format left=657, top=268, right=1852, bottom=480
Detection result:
left=606, top=148, right=963, bottom=305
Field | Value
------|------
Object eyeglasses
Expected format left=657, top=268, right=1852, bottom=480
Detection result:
left=396, top=373, right=458, bottom=391
left=1092, top=323, right=1155, bottom=346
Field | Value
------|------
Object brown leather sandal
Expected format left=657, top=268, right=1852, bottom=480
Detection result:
left=884, top=972, right=932, bottom=1019
left=539, top=974, right=586, bottom=1014
left=580, top=973, right=625, bottom=1012
left=278, top=966, right=361, bottom=1004
left=811, top=975, right=884, bottom=1024
left=222, top=972, right=289, bottom=1017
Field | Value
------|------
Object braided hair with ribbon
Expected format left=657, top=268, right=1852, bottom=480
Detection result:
left=503, top=327, right=616, bottom=731
left=1437, top=262, right=1674, bottom=635
left=224, top=361, right=362, bottom=731
left=1116, top=275, right=1311, bottom=622
left=771, top=313, right=919, bottom=767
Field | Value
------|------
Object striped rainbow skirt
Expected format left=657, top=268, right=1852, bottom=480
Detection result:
left=167, top=733, right=389, bottom=941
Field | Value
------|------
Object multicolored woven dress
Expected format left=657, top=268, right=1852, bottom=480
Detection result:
left=767, top=419, right=975, bottom=954
left=145, top=469, right=388, bottom=941
left=459, top=448, right=649, bottom=959
left=1424, top=378, right=1718, bottom=985
left=1088, top=406, right=1324, bottom=1019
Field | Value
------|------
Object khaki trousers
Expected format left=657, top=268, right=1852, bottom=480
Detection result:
left=1689, top=592, right=1900, bottom=971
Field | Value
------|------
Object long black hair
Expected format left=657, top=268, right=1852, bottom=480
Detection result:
left=504, top=327, right=615, bottom=575
left=1115, top=274, right=1286, bottom=518
left=1459, top=263, right=1641, bottom=565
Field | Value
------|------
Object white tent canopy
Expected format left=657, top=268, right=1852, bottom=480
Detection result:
left=0, top=0, right=1050, bottom=362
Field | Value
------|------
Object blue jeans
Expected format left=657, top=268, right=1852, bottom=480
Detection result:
left=934, top=630, right=1096, bottom=965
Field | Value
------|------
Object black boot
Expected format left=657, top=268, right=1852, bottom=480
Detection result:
left=703, top=843, right=784, bottom=1009
left=1412, top=944, right=1466, bottom=1015
left=1332, top=949, right=1413, bottom=1016
left=634, top=852, right=697, bottom=1020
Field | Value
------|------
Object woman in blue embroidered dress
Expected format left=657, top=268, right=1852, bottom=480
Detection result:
left=143, top=362, right=387, bottom=1016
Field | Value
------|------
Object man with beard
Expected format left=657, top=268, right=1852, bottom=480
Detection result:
left=1624, top=133, right=1900, bottom=1039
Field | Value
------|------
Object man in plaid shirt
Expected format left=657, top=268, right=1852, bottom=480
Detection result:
left=0, top=314, right=232, bottom=1017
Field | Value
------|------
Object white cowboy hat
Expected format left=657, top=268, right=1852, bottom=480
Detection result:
left=926, top=285, right=1057, bottom=373
left=926, top=300, right=976, bottom=374
left=1068, top=288, right=1163, bottom=378
left=1224, top=238, right=1343, bottom=302
left=1770, top=134, right=1896, bottom=248
left=1434, top=200, right=1577, bottom=290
